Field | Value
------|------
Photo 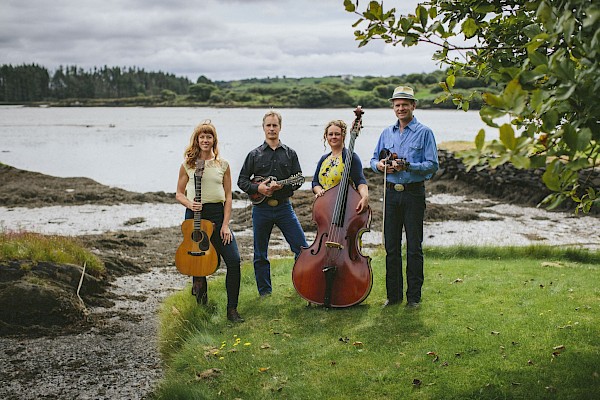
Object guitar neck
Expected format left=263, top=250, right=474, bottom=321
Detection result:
left=194, top=180, right=202, bottom=228
left=194, top=161, right=204, bottom=228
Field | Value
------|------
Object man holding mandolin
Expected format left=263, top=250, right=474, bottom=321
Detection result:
left=238, top=110, right=308, bottom=297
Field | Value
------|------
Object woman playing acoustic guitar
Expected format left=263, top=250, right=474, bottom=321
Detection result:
left=175, top=120, right=244, bottom=323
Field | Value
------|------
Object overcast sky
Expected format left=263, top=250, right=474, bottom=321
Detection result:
left=1, top=0, right=441, bottom=82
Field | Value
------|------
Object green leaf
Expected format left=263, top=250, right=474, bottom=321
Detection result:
left=461, top=17, right=479, bottom=39
left=499, top=124, right=517, bottom=150
left=527, top=50, right=548, bottom=67
left=511, top=155, right=531, bottom=169
left=519, top=70, right=545, bottom=85
left=552, top=58, right=575, bottom=81
left=529, top=155, right=546, bottom=168
left=481, top=92, right=505, bottom=108
left=555, top=84, right=577, bottom=101
left=489, top=153, right=511, bottom=168
left=523, top=24, right=543, bottom=40
left=563, top=125, right=592, bottom=152
left=417, top=5, right=428, bottom=28
left=446, top=74, right=455, bottom=89
left=542, top=168, right=562, bottom=192
left=536, top=0, right=553, bottom=24
left=541, top=110, right=559, bottom=132
left=475, top=129, right=485, bottom=151
left=541, top=193, right=567, bottom=210
left=366, top=1, right=383, bottom=20
left=567, top=157, right=592, bottom=170
left=428, top=5, right=437, bottom=19
left=502, top=80, right=527, bottom=114
left=400, top=17, right=413, bottom=32
left=343, top=0, right=355, bottom=12
left=473, top=4, right=496, bottom=13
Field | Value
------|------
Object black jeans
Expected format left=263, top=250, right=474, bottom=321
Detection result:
left=185, top=204, right=241, bottom=308
left=383, top=186, right=426, bottom=303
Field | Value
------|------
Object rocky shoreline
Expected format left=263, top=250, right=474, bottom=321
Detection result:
left=0, top=155, right=598, bottom=399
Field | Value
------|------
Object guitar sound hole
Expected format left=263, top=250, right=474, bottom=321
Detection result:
left=192, top=231, right=210, bottom=251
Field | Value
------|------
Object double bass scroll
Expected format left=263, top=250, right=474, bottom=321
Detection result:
left=291, top=106, right=373, bottom=308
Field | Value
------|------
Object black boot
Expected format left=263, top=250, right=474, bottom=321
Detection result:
left=192, top=277, right=208, bottom=305
left=227, top=308, right=244, bottom=323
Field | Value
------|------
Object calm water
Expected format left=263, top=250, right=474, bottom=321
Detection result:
left=0, top=106, right=499, bottom=193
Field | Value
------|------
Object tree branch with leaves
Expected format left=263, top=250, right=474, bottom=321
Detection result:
left=345, top=0, right=599, bottom=213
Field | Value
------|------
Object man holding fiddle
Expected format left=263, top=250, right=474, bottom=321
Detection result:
left=238, top=110, right=308, bottom=297
left=370, top=86, right=439, bottom=309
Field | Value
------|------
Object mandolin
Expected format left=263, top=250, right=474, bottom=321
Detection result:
left=248, top=173, right=304, bottom=205
left=175, top=160, right=219, bottom=276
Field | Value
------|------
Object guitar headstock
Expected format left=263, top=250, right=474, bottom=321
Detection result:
left=194, top=159, right=205, bottom=178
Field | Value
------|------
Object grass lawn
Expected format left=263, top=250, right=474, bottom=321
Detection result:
left=155, top=246, right=599, bottom=399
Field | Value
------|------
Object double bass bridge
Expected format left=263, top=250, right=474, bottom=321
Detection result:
left=325, top=241, right=344, bottom=250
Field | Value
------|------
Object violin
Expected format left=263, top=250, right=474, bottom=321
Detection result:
left=379, top=148, right=410, bottom=169
left=291, top=107, right=372, bottom=308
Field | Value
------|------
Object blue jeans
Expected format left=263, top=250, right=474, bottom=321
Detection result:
left=252, top=200, right=307, bottom=295
left=185, top=204, right=241, bottom=308
left=384, top=186, right=426, bottom=303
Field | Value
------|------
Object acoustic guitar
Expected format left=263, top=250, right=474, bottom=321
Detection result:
left=249, top=173, right=304, bottom=205
left=175, top=160, right=219, bottom=276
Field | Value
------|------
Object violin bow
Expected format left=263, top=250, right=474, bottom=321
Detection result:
left=380, top=150, right=394, bottom=246
left=382, top=161, right=387, bottom=246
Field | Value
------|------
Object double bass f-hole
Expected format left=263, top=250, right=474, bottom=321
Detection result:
left=310, top=233, right=329, bottom=255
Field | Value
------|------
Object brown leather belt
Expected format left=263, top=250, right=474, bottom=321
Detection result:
left=385, top=181, right=424, bottom=192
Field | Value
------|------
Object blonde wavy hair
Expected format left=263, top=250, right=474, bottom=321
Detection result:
left=184, top=120, right=220, bottom=168
left=322, top=119, right=347, bottom=151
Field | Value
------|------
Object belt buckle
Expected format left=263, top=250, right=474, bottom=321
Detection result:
left=267, top=199, right=279, bottom=207
left=393, top=183, right=405, bottom=192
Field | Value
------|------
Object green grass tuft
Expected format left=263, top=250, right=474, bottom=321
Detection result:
left=0, top=230, right=104, bottom=275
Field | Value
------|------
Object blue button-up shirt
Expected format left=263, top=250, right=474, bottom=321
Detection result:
left=370, top=116, right=439, bottom=184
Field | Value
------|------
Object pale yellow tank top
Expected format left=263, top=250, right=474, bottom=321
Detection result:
left=184, top=159, right=228, bottom=204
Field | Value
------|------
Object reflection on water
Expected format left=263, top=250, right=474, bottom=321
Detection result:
left=0, top=106, right=500, bottom=193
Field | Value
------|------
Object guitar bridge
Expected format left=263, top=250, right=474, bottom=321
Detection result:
left=188, top=251, right=206, bottom=256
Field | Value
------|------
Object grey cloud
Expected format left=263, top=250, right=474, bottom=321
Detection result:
left=1, top=0, right=438, bottom=80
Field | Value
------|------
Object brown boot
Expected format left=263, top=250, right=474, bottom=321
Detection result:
left=227, top=308, right=245, bottom=323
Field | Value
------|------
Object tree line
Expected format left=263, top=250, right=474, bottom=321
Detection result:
left=0, top=63, right=491, bottom=109
left=0, top=64, right=192, bottom=103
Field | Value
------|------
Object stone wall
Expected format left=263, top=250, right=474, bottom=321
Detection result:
left=434, top=150, right=599, bottom=214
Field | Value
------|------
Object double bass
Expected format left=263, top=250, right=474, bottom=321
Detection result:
left=292, top=107, right=372, bottom=307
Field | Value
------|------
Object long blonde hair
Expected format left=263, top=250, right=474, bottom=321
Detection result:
left=184, top=120, right=220, bottom=168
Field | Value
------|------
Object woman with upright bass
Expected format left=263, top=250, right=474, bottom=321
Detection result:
left=292, top=107, right=372, bottom=308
